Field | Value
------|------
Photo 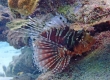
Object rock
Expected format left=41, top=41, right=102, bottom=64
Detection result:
left=6, top=29, right=29, bottom=49
left=12, top=73, right=40, bottom=80
left=0, top=0, right=8, bottom=6
left=5, top=47, right=37, bottom=77
left=0, top=4, right=13, bottom=41
left=12, top=73, right=34, bottom=80
left=0, top=5, right=13, bottom=27
left=36, top=72, right=55, bottom=80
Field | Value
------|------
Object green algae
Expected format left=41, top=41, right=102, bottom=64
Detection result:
left=6, top=19, right=29, bottom=30
left=58, top=5, right=71, bottom=15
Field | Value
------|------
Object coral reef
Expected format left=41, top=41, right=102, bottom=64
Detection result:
left=35, top=0, right=72, bottom=13
left=8, top=0, right=76, bottom=17
left=58, top=0, right=110, bottom=23
left=8, top=0, right=39, bottom=15
left=70, top=19, right=110, bottom=36
left=3, top=0, right=110, bottom=80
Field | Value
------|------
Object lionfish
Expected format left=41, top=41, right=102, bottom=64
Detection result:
left=20, top=14, right=95, bottom=73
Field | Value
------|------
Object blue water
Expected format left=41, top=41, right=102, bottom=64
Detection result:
left=0, top=42, right=21, bottom=73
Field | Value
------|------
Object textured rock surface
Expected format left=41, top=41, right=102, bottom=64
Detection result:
left=5, top=47, right=37, bottom=77
left=0, top=5, right=13, bottom=27
left=58, top=0, right=110, bottom=23
left=12, top=73, right=40, bottom=80
left=0, top=4, right=13, bottom=41
left=6, top=19, right=30, bottom=49
left=0, top=0, right=8, bottom=6
left=7, top=29, right=29, bottom=49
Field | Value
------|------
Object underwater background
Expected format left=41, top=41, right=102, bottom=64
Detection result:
left=0, top=0, right=110, bottom=80
left=0, top=42, right=20, bottom=73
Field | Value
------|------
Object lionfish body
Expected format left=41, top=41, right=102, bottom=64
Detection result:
left=23, top=15, right=95, bottom=73
left=32, top=27, right=95, bottom=73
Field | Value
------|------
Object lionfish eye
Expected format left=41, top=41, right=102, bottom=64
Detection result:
left=59, top=17, right=65, bottom=23
left=60, top=17, right=62, bottom=20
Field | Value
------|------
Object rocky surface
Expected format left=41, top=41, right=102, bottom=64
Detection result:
left=7, top=29, right=29, bottom=49
left=5, top=47, right=38, bottom=77
left=0, top=5, right=13, bottom=27
left=0, top=4, right=13, bottom=41
left=0, top=0, right=8, bottom=6
left=58, top=0, right=110, bottom=23
left=6, top=19, right=30, bottom=49
left=12, top=73, right=40, bottom=80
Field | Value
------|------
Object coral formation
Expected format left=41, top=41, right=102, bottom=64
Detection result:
left=8, top=0, right=76, bottom=17
left=8, top=0, right=39, bottom=15
left=58, top=0, right=110, bottom=23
